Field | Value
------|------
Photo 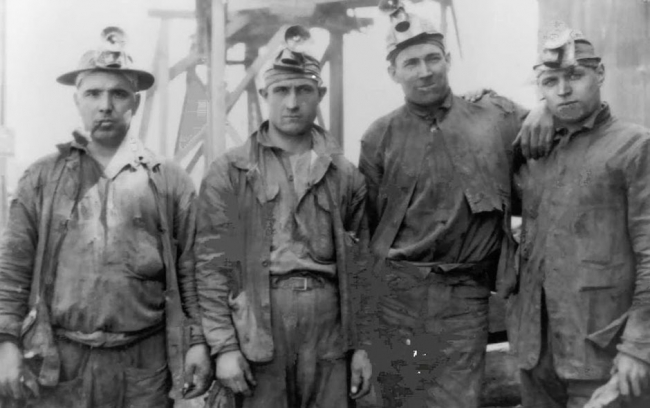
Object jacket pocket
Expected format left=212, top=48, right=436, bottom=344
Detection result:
left=572, top=205, right=621, bottom=266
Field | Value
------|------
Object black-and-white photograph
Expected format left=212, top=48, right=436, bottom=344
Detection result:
left=0, top=1, right=648, bottom=407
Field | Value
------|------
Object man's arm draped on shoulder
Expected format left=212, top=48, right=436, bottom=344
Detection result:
left=0, top=165, right=41, bottom=341
left=195, top=157, right=241, bottom=357
left=619, top=135, right=650, bottom=363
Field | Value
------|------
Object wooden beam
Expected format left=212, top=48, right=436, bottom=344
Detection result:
left=170, top=52, right=202, bottom=81
left=329, top=30, right=345, bottom=149
left=226, top=25, right=289, bottom=111
left=148, top=9, right=195, bottom=19
left=139, top=22, right=165, bottom=142
left=174, top=127, right=205, bottom=162
left=207, top=0, right=227, bottom=167
left=186, top=145, right=204, bottom=174
left=245, top=45, right=262, bottom=134
left=158, top=19, right=171, bottom=157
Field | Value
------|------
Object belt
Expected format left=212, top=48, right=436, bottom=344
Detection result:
left=54, top=322, right=165, bottom=349
left=270, top=272, right=333, bottom=291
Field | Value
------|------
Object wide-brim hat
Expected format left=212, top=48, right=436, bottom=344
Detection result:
left=57, top=27, right=155, bottom=91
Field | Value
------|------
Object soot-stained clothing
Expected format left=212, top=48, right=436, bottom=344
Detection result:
left=0, top=136, right=204, bottom=400
left=359, top=92, right=526, bottom=408
left=512, top=104, right=650, bottom=381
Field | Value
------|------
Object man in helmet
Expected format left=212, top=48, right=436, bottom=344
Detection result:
left=512, top=23, right=650, bottom=408
left=0, top=27, right=212, bottom=407
left=358, top=4, right=553, bottom=408
left=195, top=30, right=373, bottom=407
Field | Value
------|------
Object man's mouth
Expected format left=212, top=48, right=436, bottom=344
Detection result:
left=417, top=83, right=437, bottom=91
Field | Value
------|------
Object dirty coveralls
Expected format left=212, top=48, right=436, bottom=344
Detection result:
left=196, top=123, right=370, bottom=408
left=0, top=137, right=205, bottom=407
left=359, top=93, right=524, bottom=408
left=512, top=104, right=650, bottom=408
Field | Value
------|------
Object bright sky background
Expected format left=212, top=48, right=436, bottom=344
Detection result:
left=5, top=0, right=539, bottom=189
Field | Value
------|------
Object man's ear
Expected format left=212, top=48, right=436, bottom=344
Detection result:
left=318, top=86, right=328, bottom=101
left=258, top=88, right=268, bottom=99
left=596, top=63, right=605, bottom=88
left=445, top=52, right=452, bottom=69
left=73, top=91, right=80, bottom=109
left=388, top=64, right=398, bottom=84
left=132, top=93, right=141, bottom=115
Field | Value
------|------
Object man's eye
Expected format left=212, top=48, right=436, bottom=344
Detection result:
left=297, top=87, right=314, bottom=94
left=86, top=91, right=100, bottom=97
left=114, top=91, right=129, bottom=98
left=569, top=73, right=583, bottom=81
left=542, top=79, right=557, bottom=87
left=273, top=88, right=288, bottom=94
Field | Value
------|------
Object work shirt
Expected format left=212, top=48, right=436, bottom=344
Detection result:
left=52, top=138, right=166, bottom=335
left=512, top=104, right=650, bottom=379
left=360, top=93, right=525, bottom=270
left=255, top=130, right=336, bottom=276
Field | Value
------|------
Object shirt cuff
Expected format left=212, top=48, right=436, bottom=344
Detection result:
left=0, top=333, right=20, bottom=347
left=617, top=339, right=650, bottom=365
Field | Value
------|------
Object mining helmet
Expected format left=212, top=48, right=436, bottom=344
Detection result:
left=57, top=27, right=155, bottom=91
left=381, top=0, right=445, bottom=61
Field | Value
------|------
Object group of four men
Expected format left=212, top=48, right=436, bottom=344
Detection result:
left=0, top=9, right=648, bottom=408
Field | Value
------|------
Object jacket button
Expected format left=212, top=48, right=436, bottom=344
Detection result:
left=262, top=260, right=269, bottom=267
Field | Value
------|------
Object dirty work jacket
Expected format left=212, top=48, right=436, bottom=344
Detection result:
left=359, top=94, right=524, bottom=296
left=0, top=141, right=204, bottom=398
left=512, top=105, right=650, bottom=380
left=195, top=122, right=370, bottom=362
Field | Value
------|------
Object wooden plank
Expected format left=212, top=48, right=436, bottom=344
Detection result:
left=174, top=126, right=205, bottom=162
left=186, top=144, right=204, bottom=174
left=169, top=53, right=202, bottom=81
left=207, top=0, right=227, bottom=167
left=329, top=30, right=345, bottom=148
left=245, top=45, right=262, bottom=134
left=158, top=19, right=171, bottom=157
left=138, top=23, right=165, bottom=141
left=148, top=9, right=195, bottom=19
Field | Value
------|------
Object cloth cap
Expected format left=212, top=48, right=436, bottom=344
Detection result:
left=534, top=21, right=600, bottom=73
left=263, top=49, right=322, bottom=88
left=57, top=27, right=155, bottom=91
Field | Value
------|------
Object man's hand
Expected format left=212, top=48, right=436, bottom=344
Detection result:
left=614, top=352, right=650, bottom=398
left=215, top=350, right=255, bottom=397
left=514, top=100, right=555, bottom=160
left=461, top=88, right=495, bottom=103
left=182, top=343, right=214, bottom=399
left=350, top=349, right=372, bottom=399
left=0, top=342, right=26, bottom=400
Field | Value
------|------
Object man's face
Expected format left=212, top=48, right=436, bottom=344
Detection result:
left=389, top=42, right=451, bottom=106
left=260, top=78, right=326, bottom=137
left=537, top=64, right=604, bottom=124
left=74, top=71, right=140, bottom=146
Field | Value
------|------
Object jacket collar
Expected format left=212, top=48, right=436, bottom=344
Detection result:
left=233, top=121, right=340, bottom=172
left=65, top=130, right=161, bottom=177
left=554, top=103, right=611, bottom=141
left=405, top=89, right=453, bottom=123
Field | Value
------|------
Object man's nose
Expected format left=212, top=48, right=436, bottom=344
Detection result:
left=417, top=61, right=433, bottom=78
left=285, top=91, right=299, bottom=110
left=557, top=78, right=572, bottom=97
left=98, top=93, right=113, bottom=112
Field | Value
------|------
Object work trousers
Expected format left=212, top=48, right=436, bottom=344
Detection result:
left=370, top=262, right=490, bottom=408
left=520, top=296, right=650, bottom=408
left=241, top=274, right=349, bottom=408
left=25, top=330, right=172, bottom=408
